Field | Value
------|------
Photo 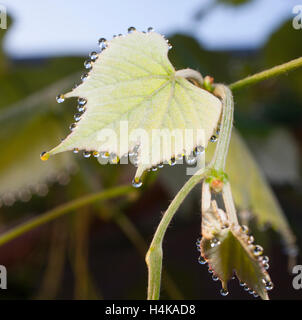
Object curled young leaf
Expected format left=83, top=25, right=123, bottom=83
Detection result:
left=200, top=183, right=272, bottom=300
left=43, top=30, right=222, bottom=180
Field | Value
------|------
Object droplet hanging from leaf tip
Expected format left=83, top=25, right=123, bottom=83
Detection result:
left=40, top=151, right=49, bottom=161
left=132, top=177, right=142, bottom=188
left=56, top=94, right=65, bottom=103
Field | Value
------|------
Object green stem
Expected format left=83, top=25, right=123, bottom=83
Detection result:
left=222, top=182, right=238, bottom=225
left=0, top=185, right=134, bottom=247
left=229, top=56, right=302, bottom=91
left=146, top=168, right=207, bottom=300
left=211, top=84, right=234, bottom=171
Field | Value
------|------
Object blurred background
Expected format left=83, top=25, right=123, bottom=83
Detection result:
left=0, top=0, right=302, bottom=300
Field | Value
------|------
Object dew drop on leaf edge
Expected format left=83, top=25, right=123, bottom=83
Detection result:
left=132, top=178, right=142, bottom=188
left=220, top=288, right=229, bottom=296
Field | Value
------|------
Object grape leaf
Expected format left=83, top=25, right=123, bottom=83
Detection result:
left=226, top=129, right=296, bottom=253
left=200, top=195, right=272, bottom=300
left=43, top=30, right=222, bottom=180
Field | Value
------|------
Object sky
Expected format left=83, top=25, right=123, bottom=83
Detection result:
left=1, top=0, right=301, bottom=58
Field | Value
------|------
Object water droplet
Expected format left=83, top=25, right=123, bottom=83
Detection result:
left=195, top=145, right=204, bottom=155
left=98, top=38, right=107, bottom=50
left=73, top=148, right=79, bottom=154
left=248, top=235, right=254, bottom=244
left=263, top=263, right=269, bottom=270
left=81, top=73, right=88, bottom=81
left=74, top=113, right=82, bottom=122
left=165, top=39, right=172, bottom=49
left=147, top=27, right=154, bottom=32
left=169, top=157, right=176, bottom=166
left=128, top=26, right=136, bottom=33
left=240, top=225, right=249, bottom=234
left=78, top=97, right=87, bottom=106
left=216, top=128, right=220, bottom=135
left=212, top=275, right=219, bottom=281
left=198, top=256, right=207, bottom=265
left=93, top=151, right=100, bottom=158
left=56, top=94, right=65, bottom=103
left=196, top=238, right=201, bottom=252
left=243, top=285, right=250, bottom=291
left=89, top=51, right=98, bottom=61
left=40, top=151, right=49, bottom=161
left=186, top=153, right=197, bottom=166
left=151, top=166, right=158, bottom=171
left=196, top=237, right=201, bottom=246
left=110, top=153, right=119, bottom=164
left=100, top=151, right=110, bottom=159
left=84, top=59, right=92, bottom=69
left=253, top=245, right=264, bottom=256
left=176, top=153, right=183, bottom=161
left=157, top=163, right=164, bottom=169
left=210, top=238, right=220, bottom=248
left=262, top=280, right=274, bottom=291
left=253, top=292, right=259, bottom=298
left=69, top=123, right=77, bottom=131
left=208, top=268, right=213, bottom=274
left=83, top=151, right=91, bottom=158
left=248, top=290, right=254, bottom=295
left=259, top=255, right=269, bottom=263
left=77, top=105, right=86, bottom=113
left=210, top=135, right=217, bottom=143
left=239, top=281, right=246, bottom=287
left=220, top=288, right=229, bottom=296
left=132, top=178, right=142, bottom=188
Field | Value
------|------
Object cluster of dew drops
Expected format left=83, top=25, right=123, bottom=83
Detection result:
left=52, top=27, right=219, bottom=189
left=195, top=224, right=274, bottom=298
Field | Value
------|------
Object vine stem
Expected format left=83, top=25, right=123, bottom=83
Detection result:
left=0, top=185, right=134, bottom=247
left=211, top=85, right=233, bottom=171
left=229, top=56, right=302, bottom=91
left=146, top=168, right=208, bottom=300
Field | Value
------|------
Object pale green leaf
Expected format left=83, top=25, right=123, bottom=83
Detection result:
left=44, top=31, right=222, bottom=180
left=200, top=199, right=272, bottom=300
